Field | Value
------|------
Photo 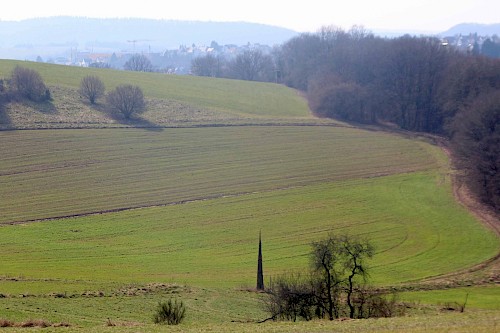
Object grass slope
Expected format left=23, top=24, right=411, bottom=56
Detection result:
left=0, top=60, right=312, bottom=123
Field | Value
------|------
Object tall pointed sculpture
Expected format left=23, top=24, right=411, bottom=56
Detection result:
left=257, top=231, right=264, bottom=290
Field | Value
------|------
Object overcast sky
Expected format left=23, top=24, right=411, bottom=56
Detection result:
left=1, top=0, right=498, bottom=33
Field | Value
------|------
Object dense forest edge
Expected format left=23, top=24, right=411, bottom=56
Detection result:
left=282, top=27, right=499, bottom=212
left=192, top=26, right=500, bottom=212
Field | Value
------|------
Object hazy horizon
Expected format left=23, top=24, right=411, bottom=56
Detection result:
left=1, top=0, right=499, bottom=33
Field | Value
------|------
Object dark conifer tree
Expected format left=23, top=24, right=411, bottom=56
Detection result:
left=257, top=231, right=264, bottom=290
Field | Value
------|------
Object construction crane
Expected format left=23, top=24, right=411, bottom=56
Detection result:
left=127, top=39, right=151, bottom=52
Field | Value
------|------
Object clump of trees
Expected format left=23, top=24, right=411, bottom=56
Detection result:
left=124, top=54, right=153, bottom=72
left=264, top=234, right=403, bottom=321
left=191, top=54, right=223, bottom=78
left=481, top=38, right=500, bottom=58
left=277, top=27, right=454, bottom=132
left=191, top=49, right=276, bottom=82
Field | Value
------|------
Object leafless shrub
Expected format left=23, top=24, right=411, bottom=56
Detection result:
left=352, top=288, right=405, bottom=318
left=9, top=66, right=50, bottom=102
left=79, top=75, right=105, bottom=104
left=106, top=84, right=146, bottom=119
left=264, top=272, right=317, bottom=322
left=442, top=293, right=468, bottom=313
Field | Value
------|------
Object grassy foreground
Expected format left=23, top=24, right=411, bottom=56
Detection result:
left=0, top=288, right=500, bottom=332
left=0, top=286, right=498, bottom=332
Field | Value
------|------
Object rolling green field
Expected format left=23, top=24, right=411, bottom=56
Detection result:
left=1, top=126, right=498, bottom=332
left=0, top=61, right=499, bottom=331
left=0, top=169, right=497, bottom=288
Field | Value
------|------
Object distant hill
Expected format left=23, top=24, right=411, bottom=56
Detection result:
left=0, top=17, right=297, bottom=60
left=372, top=23, right=500, bottom=38
left=440, top=23, right=500, bottom=36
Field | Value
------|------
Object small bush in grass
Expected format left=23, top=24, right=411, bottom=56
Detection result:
left=153, top=299, right=186, bottom=325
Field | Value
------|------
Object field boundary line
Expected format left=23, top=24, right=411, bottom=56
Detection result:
left=0, top=187, right=302, bottom=226
left=0, top=121, right=352, bottom=132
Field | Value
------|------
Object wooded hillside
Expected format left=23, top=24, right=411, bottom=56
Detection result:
left=275, top=27, right=500, bottom=212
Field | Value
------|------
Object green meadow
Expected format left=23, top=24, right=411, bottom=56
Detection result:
left=400, top=286, right=500, bottom=310
left=0, top=61, right=498, bottom=331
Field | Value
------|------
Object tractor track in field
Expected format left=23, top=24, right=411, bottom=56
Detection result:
left=0, top=186, right=303, bottom=226
left=0, top=195, right=244, bottom=226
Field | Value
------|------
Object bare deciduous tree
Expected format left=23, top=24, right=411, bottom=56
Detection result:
left=106, top=84, right=146, bottom=119
left=264, top=272, right=315, bottom=322
left=265, top=234, right=378, bottom=321
left=124, top=54, right=153, bottom=72
left=79, top=75, right=105, bottom=104
left=336, top=235, right=374, bottom=318
left=10, top=66, right=49, bottom=102
left=191, top=54, right=222, bottom=77
left=229, top=50, right=274, bottom=81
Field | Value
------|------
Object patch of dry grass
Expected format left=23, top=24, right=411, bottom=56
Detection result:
left=0, top=318, right=70, bottom=328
